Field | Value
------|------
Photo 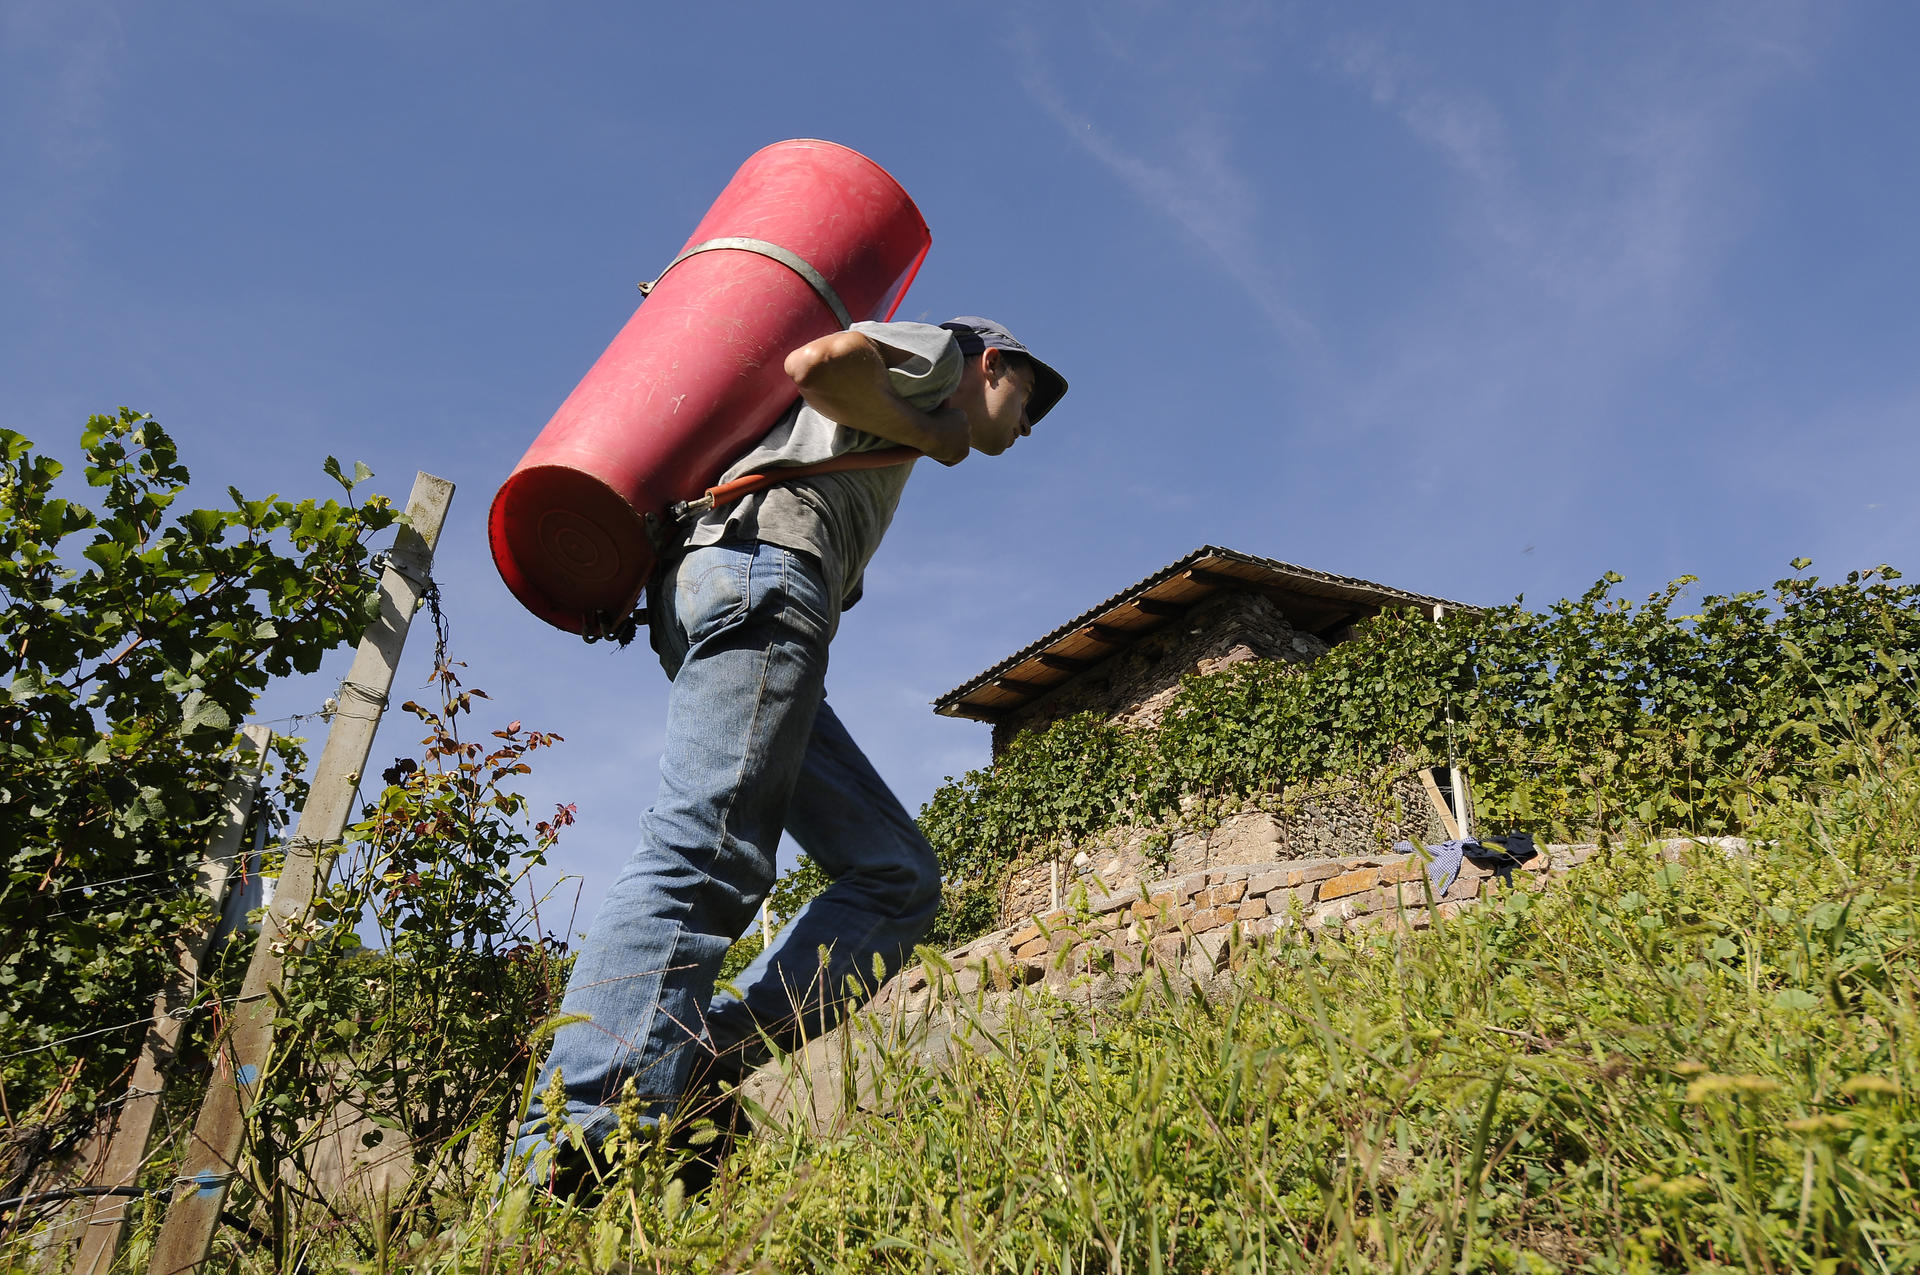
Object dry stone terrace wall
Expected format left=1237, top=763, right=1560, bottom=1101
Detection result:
left=882, top=843, right=1601, bottom=1015
left=990, top=592, right=1332, bottom=754
left=995, top=767, right=1446, bottom=927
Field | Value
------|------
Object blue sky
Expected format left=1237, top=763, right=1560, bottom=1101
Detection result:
left=6, top=1, right=1917, bottom=929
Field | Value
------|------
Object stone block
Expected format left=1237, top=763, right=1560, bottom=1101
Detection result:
left=1014, top=936, right=1051, bottom=961
left=901, top=965, right=929, bottom=993
left=1443, top=876, right=1482, bottom=901
left=1308, top=899, right=1355, bottom=930
left=1148, top=933, right=1187, bottom=965
left=1318, top=868, right=1380, bottom=902
left=1208, top=813, right=1286, bottom=863
left=1386, top=880, right=1436, bottom=909
left=1188, top=929, right=1233, bottom=977
left=1006, top=922, right=1042, bottom=949
left=1378, top=860, right=1427, bottom=885
left=1287, top=862, right=1343, bottom=887
left=1130, top=892, right=1176, bottom=920
left=1381, top=885, right=1426, bottom=914
left=1237, top=895, right=1268, bottom=921
left=990, top=958, right=1044, bottom=992
left=1201, top=880, right=1247, bottom=908
left=1189, top=906, right=1235, bottom=934
left=1354, top=908, right=1430, bottom=934
left=1345, top=887, right=1394, bottom=916
left=1242, top=862, right=1299, bottom=891
left=1240, top=914, right=1288, bottom=941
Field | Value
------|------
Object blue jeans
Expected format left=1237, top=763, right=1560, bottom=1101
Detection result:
left=516, top=542, right=943, bottom=1157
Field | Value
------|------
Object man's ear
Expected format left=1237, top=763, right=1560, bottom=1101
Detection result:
left=979, top=347, right=1007, bottom=383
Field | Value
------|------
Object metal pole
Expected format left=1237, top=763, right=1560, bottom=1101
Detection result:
left=148, top=473, right=453, bottom=1275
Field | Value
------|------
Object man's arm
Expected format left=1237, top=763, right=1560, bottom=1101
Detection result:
left=784, top=331, right=970, bottom=466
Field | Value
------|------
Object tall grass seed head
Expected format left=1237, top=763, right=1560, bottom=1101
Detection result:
left=1841, top=1074, right=1902, bottom=1099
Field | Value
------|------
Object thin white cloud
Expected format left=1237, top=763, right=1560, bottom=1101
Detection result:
left=1332, top=36, right=1509, bottom=186
left=1316, top=3, right=1823, bottom=460
left=3, top=0, right=125, bottom=174
left=2, top=0, right=128, bottom=304
left=1011, top=20, right=1316, bottom=346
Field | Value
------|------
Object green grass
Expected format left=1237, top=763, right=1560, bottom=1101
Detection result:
left=84, top=737, right=1920, bottom=1272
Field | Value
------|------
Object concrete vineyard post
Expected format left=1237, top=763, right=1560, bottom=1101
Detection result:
left=147, top=472, right=453, bottom=1275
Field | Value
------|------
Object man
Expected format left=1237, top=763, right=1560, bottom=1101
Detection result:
left=515, top=316, right=1067, bottom=1184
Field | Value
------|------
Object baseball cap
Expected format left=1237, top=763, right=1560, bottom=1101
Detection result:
left=938, top=317, right=1069, bottom=426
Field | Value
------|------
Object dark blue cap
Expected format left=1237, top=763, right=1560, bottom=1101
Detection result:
left=939, top=317, right=1069, bottom=425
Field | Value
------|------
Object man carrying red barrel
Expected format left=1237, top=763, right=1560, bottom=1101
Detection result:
left=515, top=316, right=1066, bottom=1192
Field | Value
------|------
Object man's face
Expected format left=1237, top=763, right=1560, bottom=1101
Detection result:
left=968, top=352, right=1037, bottom=456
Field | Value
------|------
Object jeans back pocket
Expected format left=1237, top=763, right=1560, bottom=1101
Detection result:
left=671, top=548, right=751, bottom=651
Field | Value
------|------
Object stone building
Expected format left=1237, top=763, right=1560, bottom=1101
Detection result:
left=932, top=547, right=1481, bottom=922
left=934, top=545, right=1471, bottom=755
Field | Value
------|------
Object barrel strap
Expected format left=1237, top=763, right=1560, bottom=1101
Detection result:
left=638, top=236, right=854, bottom=330
left=668, top=445, right=921, bottom=524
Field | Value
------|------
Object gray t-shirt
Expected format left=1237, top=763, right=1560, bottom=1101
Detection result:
left=685, top=320, right=962, bottom=609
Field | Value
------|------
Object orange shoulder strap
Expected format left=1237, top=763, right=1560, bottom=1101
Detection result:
left=668, top=445, right=922, bottom=523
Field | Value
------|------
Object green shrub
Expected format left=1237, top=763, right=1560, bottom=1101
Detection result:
left=0, top=411, right=394, bottom=1129
left=237, top=655, right=572, bottom=1255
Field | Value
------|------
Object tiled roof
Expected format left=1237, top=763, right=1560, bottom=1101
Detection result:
left=933, top=545, right=1479, bottom=723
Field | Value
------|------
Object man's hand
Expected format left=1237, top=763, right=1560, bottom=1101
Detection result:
left=784, top=332, right=970, bottom=465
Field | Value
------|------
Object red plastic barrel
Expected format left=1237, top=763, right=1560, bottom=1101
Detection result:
left=489, top=139, right=931, bottom=634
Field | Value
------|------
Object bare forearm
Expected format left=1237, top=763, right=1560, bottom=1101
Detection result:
left=784, top=332, right=969, bottom=465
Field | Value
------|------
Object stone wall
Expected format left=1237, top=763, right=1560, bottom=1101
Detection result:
left=904, top=848, right=1565, bottom=1007
left=868, top=838, right=1745, bottom=1019
left=991, top=592, right=1331, bottom=754
left=995, top=765, right=1445, bottom=927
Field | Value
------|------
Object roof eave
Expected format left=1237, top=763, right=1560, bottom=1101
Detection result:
left=932, top=545, right=1481, bottom=723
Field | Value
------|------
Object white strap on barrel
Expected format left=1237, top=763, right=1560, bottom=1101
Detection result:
left=637, top=236, right=853, bottom=330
